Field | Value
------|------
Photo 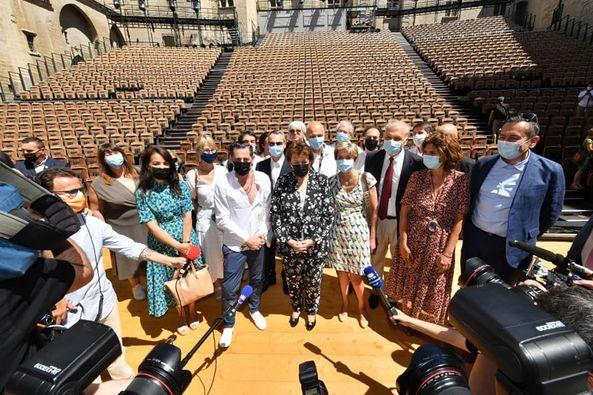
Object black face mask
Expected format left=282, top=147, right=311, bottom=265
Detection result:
left=234, top=161, right=251, bottom=176
left=364, top=139, right=379, bottom=151
left=151, top=167, right=170, bottom=180
left=293, top=164, right=309, bottom=178
left=24, top=152, right=38, bottom=162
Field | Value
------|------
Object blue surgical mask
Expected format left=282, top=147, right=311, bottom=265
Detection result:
left=497, top=140, right=524, bottom=160
left=105, top=153, right=124, bottom=168
left=269, top=144, right=284, bottom=158
left=423, top=154, right=441, bottom=169
left=200, top=151, right=218, bottom=163
left=336, top=159, right=354, bottom=173
left=384, top=139, right=402, bottom=156
left=336, top=131, right=350, bottom=143
left=309, top=136, right=324, bottom=150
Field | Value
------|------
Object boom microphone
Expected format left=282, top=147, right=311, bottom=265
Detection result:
left=509, top=240, right=593, bottom=279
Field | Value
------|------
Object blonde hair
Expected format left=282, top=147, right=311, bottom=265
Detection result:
left=196, top=134, right=218, bottom=151
left=334, top=141, right=359, bottom=160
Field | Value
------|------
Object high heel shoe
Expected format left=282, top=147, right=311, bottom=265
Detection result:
left=305, top=318, right=317, bottom=331
left=289, top=312, right=300, bottom=327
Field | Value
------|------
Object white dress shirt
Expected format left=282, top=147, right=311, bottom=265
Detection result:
left=66, top=215, right=146, bottom=327
left=270, top=154, right=285, bottom=187
left=34, top=157, right=49, bottom=174
left=214, top=170, right=271, bottom=252
left=472, top=155, right=529, bottom=237
left=578, top=90, right=593, bottom=108
left=312, top=144, right=337, bottom=178
left=379, top=149, right=405, bottom=218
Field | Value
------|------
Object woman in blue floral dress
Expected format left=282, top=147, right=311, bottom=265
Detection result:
left=136, top=146, right=205, bottom=335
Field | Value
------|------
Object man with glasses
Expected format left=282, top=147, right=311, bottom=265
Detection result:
left=16, top=137, right=69, bottom=179
left=462, top=113, right=565, bottom=284
left=214, top=142, right=271, bottom=348
left=256, top=131, right=291, bottom=292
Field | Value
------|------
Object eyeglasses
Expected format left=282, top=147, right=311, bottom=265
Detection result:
left=288, top=129, right=302, bottom=134
left=54, top=186, right=86, bottom=198
left=512, top=112, right=538, bottom=123
left=268, top=142, right=284, bottom=146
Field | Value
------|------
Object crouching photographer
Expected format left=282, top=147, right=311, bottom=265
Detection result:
left=0, top=161, right=93, bottom=390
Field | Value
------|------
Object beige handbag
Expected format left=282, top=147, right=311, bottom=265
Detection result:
left=165, top=264, right=214, bottom=307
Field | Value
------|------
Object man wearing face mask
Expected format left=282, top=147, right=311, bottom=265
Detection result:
left=37, top=168, right=186, bottom=382
left=256, top=131, right=292, bottom=292
left=410, top=122, right=434, bottom=156
left=334, top=120, right=365, bottom=171
left=364, top=120, right=425, bottom=309
left=307, top=121, right=337, bottom=178
left=15, top=137, right=69, bottom=179
left=461, top=114, right=565, bottom=284
left=214, top=142, right=271, bottom=348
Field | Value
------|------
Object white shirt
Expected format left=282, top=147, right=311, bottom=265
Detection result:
left=270, top=154, right=285, bottom=187
left=66, top=215, right=146, bottom=327
left=312, top=144, right=337, bottom=178
left=34, top=157, right=49, bottom=174
left=472, top=155, right=529, bottom=237
left=578, top=89, right=593, bottom=108
left=214, top=170, right=271, bottom=252
left=379, top=149, right=405, bottom=218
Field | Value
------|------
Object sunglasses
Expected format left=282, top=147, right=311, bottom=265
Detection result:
left=268, top=142, right=284, bottom=146
left=54, top=186, right=86, bottom=198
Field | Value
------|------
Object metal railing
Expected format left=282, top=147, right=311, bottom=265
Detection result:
left=109, top=4, right=236, bottom=20
left=256, top=0, right=377, bottom=12
left=551, top=14, right=593, bottom=47
left=0, top=37, right=117, bottom=103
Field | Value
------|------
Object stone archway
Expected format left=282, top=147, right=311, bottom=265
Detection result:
left=60, top=4, right=98, bottom=47
left=110, top=24, right=126, bottom=48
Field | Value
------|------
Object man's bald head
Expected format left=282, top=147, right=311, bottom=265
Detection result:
left=384, top=120, right=410, bottom=141
left=436, top=123, right=459, bottom=139
left=306, top=121, right=326, bottom=138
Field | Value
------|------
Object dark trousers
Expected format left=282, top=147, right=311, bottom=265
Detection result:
left=263, top=238, right=277, bottom=282
left=461, top=220, right=528, bottom=285
left=284, top=257, right=324, bottom=315
left=221, top=245, right=264, bottom=328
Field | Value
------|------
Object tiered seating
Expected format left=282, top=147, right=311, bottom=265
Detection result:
left=0, top=99, right=184, bottom=179
left=19, top=46, right=220, bottom=101
left=404, top=16, right=593, bottom=90
left=184, top=31, right=488, bottom=161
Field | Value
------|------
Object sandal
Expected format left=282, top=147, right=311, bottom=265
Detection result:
left=177, top=325, right=189, bottom=336
left=338, top=312, right=348, bottom=322
left=189, top=320, right=200, bottom=330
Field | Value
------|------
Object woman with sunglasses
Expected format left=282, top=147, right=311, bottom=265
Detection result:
left=186, top=135, right=227, bottom=298
left=136, top=146, right=205, bottom=335
left=89, top=143, right=147, bottom=300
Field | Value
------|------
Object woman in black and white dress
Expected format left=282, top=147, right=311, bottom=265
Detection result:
left=271, top=142, right=334, bottom=331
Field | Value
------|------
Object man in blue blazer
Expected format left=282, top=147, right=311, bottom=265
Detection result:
left=15, top=137, right=69, bottom=179
left=461, top=114, right=565, bottom=284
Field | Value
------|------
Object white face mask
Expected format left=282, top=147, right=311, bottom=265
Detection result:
left=413, top=132, right=428, bottom=148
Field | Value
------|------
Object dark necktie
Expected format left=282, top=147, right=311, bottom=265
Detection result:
left=378, top=157, right=394, bottom=220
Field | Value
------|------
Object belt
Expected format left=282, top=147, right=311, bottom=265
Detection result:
left=381, top=216, right=397, bottom=220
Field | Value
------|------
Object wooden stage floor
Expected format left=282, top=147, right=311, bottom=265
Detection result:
left=110, top=241, right=571, bottom=394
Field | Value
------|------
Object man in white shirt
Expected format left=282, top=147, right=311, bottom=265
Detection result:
left=364, top=120, right=424, bottom=308
left=15, top=137, right=69, bottom=179
left=38, top=168, right=186, bottom=382
left=256, top=131, right=291, bottom=292
left=334, top=120, right=365, bottom=171
left=307, top=121, right=337, bottom=178
left=214, top=142, right=272, bottom=348
left=578, top=82, right=593, bottom=115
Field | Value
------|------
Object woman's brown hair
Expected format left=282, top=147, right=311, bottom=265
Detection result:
left=422, top=133, right=464, bottom=171
left=97, top=143, right=138, bottom=185
left=286, top=141, right=314, bottom=163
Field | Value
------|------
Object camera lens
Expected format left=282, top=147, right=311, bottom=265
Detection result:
left=397, top=344, right=470, bottom=395
left=461, top=257, right=508, bottom=288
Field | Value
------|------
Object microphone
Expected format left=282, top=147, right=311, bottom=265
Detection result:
left=509, top=240, right=593, bottom=279
left=236, top=285, right=253, bottom=308
left=179, top=245, right=202, bottom=276
left=363, top=266, right=398, bottom=319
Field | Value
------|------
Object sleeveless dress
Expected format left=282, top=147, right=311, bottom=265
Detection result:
left=135, top=180, right=205, bottom=317
left=186, top=166, right=227, bottom=281
left=91, top=176, right=147, bottom=280
left=326, top=172, right=377, bottom=275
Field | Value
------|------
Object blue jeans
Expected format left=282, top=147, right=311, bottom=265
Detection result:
left=222, top=245, right=264, bottom=328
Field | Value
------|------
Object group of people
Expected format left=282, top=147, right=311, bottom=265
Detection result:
left=3, top=112, right=570, bottom=380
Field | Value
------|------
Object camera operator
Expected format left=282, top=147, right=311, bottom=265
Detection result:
left=37, top=168, right=187, bottom=382
left=0, top=182, right=93, bottom=390
left=390, top=282, right=593, bottom=394
left=567, top=215, right=593, bottom=290
left=577, top=82, right=593, bottom=116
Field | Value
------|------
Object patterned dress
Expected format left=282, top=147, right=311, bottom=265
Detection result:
left=384, top=169, right=469, bottom=325
left=136, top=180, right=205, bottom=317
left=326, top=172, right=377, bottom=275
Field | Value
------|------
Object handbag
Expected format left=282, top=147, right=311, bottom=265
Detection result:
left=164, top=263, right=214, bottom=307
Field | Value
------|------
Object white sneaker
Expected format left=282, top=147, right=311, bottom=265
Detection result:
left=250, top=311, right=267, bottom=330
left=219, top=327, right=234, bottom=348
left=133, top=285, right=146, bottom=301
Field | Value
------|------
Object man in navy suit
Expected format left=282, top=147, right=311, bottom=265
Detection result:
left=462, top=114, right=565, bottom=284
left=256, top=130, right=291, bottom=292
left=16, top=137, right=69, bottom=179
left=364, top=120, right=425, bottom=308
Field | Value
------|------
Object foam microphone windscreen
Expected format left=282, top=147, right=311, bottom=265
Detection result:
left=186, top=245, right=202, bottom=261
left=363, top=266, right=383, bottom=288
